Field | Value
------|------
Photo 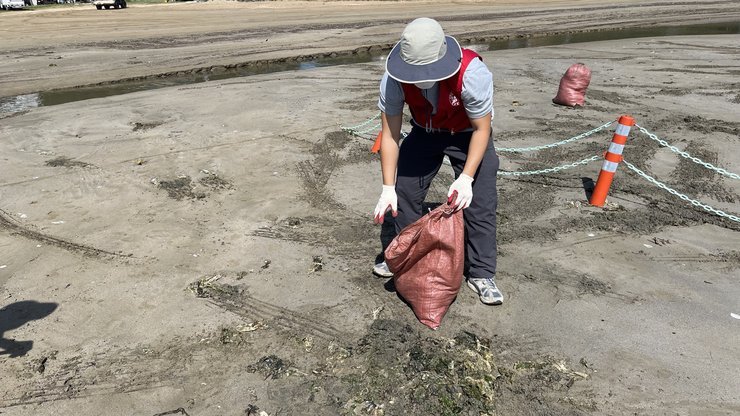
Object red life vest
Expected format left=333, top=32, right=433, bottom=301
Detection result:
left=401, top=48, right=482, bottom=134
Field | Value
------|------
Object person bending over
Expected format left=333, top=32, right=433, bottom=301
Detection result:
left=372, top=17, right=502, bottom=305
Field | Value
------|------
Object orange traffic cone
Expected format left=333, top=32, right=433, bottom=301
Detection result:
left=590, top=115, right=635, bottom=207
left=371, top=131, right=382, bottom=154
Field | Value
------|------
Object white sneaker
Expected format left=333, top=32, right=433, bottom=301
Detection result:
left=372, top=261, right=394, bottom=278
left=467, top=277, right=504, bottom=305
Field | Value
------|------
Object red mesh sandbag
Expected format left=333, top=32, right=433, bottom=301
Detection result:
left=384, top=203, right=464, bottom=330
left=553, top=63, right=591, bottom=107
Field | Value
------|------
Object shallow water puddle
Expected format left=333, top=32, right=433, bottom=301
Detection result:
left=1, top=21, right=738, bottom=114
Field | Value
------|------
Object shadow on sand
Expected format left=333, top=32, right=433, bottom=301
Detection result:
left=0, top=300, right=58, bottom=358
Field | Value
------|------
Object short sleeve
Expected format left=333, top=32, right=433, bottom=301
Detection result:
left=378, top=72, right=405, bottom=116
left=461, top=58, right=494, bottom=120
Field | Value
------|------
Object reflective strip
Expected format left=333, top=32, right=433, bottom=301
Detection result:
left=615, top=124, right=631, bottom=137
left=608, top=143, right=625, bottom=155
left=601, top=160, right=619, bottom=172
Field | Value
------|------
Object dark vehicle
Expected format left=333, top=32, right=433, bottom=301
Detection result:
left=93, top=0, right=125, bottom=9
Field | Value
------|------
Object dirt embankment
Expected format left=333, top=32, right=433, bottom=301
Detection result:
left=1, top=0, right=739, bottom=97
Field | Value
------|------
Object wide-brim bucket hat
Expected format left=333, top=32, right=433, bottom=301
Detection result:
left=386, top=17, right=462, bottom=84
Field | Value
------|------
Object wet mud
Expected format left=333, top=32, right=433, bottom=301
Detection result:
left=44, top=156, right=92, bottom=169
left=499, top=181, right=740, bottom=246
left=198, top=171, right=234, bottom=191
left=247, top=355, right=292, bottom=380
left=318, top=319, right=592, bottom=416
left=662, top=114, right=740, bottom=136
left=156, top=176, right=205, bottom=201
left=1, top=314, right=594, bottom=415
left=494, top=118, right=740, bottom=247
left=132, top=121, right=165, bottom=132
left=155, top=171, right=234, bottom=201
left=670, top=141, right=736, bottom=203
left=296, top=138, right=343, bottom=209
left=511, top=256, right=637, bottom=302
left=267, top=126, right=740, bottom=296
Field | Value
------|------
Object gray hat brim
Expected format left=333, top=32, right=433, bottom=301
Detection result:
left=386, top=36, right=462, bottom=84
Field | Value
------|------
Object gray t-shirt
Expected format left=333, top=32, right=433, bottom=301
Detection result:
left=378, top=57, right=494, bottom=124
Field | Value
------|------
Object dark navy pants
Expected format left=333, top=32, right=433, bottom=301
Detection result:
left=393, top=125, right=499, bottom=279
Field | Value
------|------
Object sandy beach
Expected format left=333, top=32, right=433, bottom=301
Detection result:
left=1, top=1, right=739, bottom=415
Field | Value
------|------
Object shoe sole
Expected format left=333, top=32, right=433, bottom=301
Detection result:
left=372, top=268, right=394, bottom=279
left=467, top=280, right=503, bottom=305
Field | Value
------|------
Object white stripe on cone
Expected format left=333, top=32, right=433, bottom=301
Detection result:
left=608, top=143, right=625, bottom=155
left=601, top=160, right=619, bottom=172
left=615, top=124, right=631, bottom=137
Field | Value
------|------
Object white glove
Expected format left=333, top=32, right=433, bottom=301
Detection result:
left=374, top=185, right=397, bottom=224
left=447, top=173, right=474, bottom=211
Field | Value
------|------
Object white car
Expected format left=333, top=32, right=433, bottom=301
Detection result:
left=0, top=0, right=26, bottom=10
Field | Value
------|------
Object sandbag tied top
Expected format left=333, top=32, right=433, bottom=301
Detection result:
left=384, top=203, right=465, bottom=330
left=553, top=63, right=592, bottom=107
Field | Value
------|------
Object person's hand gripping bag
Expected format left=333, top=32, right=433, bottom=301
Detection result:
left=384, top=202, right=464, bottom=330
